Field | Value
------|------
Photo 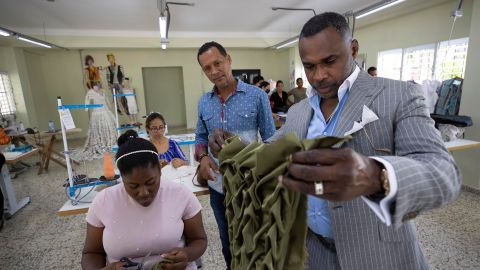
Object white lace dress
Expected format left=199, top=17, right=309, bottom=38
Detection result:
left=71, top=89, right=117, bottom=161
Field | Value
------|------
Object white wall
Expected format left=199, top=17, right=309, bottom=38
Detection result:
left=16, top=47, right=290, bottom=137
left=453, top=0, right=480, bottom=189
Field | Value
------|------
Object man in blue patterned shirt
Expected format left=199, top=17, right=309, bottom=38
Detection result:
left=195, top=41, right=275, bottom=269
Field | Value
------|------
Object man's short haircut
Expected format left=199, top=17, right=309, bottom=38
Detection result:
left=296, top=77, right=303, bottom=83
left=197, top=41, right=227, bottom=63
left=276, top=80, right=283, bottom=86
left=253, top=75, right=264, bottom=85
left=300, top=12, right=351, bottom=40
left=367, top=66, right=377, bottom=74
left=259, top=81, right=270, bottom=89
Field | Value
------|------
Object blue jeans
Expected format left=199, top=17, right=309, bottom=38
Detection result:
left=209, top=187, right=232, bottom=269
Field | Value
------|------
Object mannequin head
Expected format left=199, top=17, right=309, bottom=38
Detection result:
left=107, top=53, right=116, bottom=65
left=85, top=55, right=94, bottom=66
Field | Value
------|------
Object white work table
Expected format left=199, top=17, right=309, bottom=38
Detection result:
left=57, top=165, right=208, bottom=216
left=57, top=138, right=480, bottom=217
left=444, top=138, right=480, bottom=151
left=1, top=148, right=40, bottom=218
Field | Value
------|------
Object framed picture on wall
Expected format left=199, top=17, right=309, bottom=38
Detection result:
left=232, top=69, right=261, bottom=84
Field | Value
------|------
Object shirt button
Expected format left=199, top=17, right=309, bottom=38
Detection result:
left=316, top=212, right=321, bottom=216
left=136, top=248, right=140, bottom=251
left=323, top=132, right=328, bottom=135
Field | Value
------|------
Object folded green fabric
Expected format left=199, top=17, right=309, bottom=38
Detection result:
left=219, top=133, right=350, bottom=270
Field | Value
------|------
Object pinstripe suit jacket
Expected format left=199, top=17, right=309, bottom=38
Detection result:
left=269, top=71, right=461, bottom=270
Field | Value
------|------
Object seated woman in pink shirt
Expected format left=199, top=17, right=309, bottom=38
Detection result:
left=81, top=132, right=207, bottom=270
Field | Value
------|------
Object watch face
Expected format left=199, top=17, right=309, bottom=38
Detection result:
left=381, top=168, right=390, bottom=195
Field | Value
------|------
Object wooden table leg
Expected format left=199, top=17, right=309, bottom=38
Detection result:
left=37, top=148, right=47, bottom=175
left=51, top=149, right=80, bottom=165
left=43, top=135, right=56, bottom=170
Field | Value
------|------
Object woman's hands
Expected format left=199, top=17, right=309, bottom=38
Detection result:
left=160, top=248, right=189, bottom=270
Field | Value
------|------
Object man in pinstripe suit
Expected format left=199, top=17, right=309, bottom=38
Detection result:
left=273, top=12, right=462, bottom=269
left=208, top=12, right=461, bottom=270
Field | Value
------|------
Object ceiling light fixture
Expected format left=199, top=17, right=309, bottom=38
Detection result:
left=271, top=7, right=316, bottom=16
left=270, top=1, right=405, bottom=50
left=270, top=6, right=316, bottom=49
left=0, top=26, right=67, bottom=49
left=0, top=28, right=11, bottom=37
left=355, top=0, right=407, bottom=19
left=17, top=36, right=52, bottom=48
left=159, top=15, right=168, bottom=39
left=157, top=0, right=194, bottom=50
left=274, top=36, right=299, bottom=49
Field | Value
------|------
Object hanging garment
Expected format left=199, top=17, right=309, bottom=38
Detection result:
left=219, top=133, right=350, bottom=270
left=434, top=77, right=463, bottom=116
left=122, top=87, right=138, bottom=115
left=71, top=89, right=117, bottom=161
left=84, top=66, right=101, bottom=89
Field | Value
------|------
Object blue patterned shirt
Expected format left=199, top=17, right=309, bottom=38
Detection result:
left=306, top=66, right=360, bottom=239
left=158, top=139, right=187, bottom=162
left=195, top=79, right=275, bottom=193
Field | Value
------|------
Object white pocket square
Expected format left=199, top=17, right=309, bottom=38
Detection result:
left=344, top=105, right=379, bottom=136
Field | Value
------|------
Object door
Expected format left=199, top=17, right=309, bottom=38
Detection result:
left=142, top=67, right=186, bottom=129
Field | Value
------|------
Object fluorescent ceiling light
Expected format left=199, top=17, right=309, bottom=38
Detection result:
left=0, top=29, right=11, bottom=37
left=356, top=0, right=406, bottom=19
left=159, top=16, right=168, bottom=39
left=275, top=37, right=299, bottom=49
left=17, top=36, right=52, bottom=48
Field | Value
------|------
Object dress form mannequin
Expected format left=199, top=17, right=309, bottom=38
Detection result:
left=121, top=77, right=140, bottom=126
left=105, top=53, right=128, bottom=115
left=71, top=83, right=117, bottom=161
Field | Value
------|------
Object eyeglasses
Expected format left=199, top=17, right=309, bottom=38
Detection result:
left=149, top=126, right=165, bottom=131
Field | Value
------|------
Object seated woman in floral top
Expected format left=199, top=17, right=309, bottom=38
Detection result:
left=146, top=112, right=188, bottom=168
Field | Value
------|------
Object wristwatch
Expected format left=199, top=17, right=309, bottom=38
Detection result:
left=380, top=167, right=390, bottom=196
left=197, top=153, right=209, bottom=162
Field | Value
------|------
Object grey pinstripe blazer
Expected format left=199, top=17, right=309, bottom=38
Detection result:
left=269, top=71, right=461, bottom=270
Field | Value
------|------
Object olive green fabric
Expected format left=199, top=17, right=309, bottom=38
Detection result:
left=219, top=133, right=350, bottom=270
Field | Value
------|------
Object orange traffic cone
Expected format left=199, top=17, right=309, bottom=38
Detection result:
left=103, top=152, right=115, bottom=180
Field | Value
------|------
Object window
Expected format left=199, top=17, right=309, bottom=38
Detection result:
left=377, top=38, right=469, bottom=83
left=401, top=44, right=435, bottom=82
left=377, top=49, right=403, bottom=80
left=434, top=37, right=469, bottom=81
left=0, top=72, right=17, bottom=115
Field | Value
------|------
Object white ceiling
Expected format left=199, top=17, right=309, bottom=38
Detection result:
left=0, top=0, right=451, bottom=48
left=0, top=0, right=379, bottom=36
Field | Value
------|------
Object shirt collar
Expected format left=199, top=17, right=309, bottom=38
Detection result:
left=306, top=65, right=360, bottom=101
left=209, top=79, right=245, bottom=98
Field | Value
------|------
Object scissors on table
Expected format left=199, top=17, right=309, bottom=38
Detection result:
left=120, top=251, right=151, bottom=270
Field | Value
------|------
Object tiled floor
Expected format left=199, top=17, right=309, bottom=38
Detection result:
left=0, top=140, right=479, bottom=269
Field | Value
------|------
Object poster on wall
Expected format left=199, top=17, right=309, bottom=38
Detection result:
left=232, top=69, right=261, bottom=84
